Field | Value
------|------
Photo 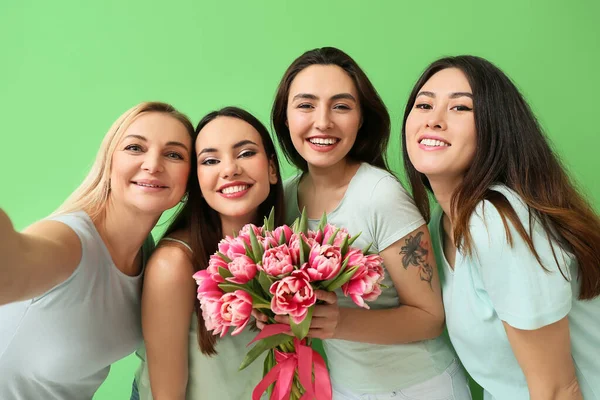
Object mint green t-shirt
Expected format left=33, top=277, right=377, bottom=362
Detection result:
left=429, top=185, right=600, bottom=400
left=284, top=163, right=458, bottom=393
left=135, top=317, right=265, bottom=400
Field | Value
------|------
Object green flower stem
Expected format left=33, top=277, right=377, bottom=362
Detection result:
left=290, top=376, right=302, bottom=399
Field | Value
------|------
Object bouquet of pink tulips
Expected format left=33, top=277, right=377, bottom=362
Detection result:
left=193, top=209, right=385, bottom=400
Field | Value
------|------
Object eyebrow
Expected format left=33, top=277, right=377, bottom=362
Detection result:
left=292, top=93, right=357, bottom=102
left=124, top=134, right=189, bottom=151
left=198, top=140, right=259, bottom=156
left=416, top=91, right=473, bottom=99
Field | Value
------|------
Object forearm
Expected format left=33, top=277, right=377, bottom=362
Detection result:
left=333, top=305, right=444, bottom=345
left=529, top=377, right=582, bottom=400
left=0, top=210, right=25, bottom=303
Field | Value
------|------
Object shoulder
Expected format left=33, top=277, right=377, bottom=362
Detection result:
left=469, top=185, right=531, bottom=246
left=145, top=240, right=195, bottom=289
left=353, top=164, right=415, bottom=208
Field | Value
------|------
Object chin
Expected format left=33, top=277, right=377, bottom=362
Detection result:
left=130, top=200, right=178, bottom=215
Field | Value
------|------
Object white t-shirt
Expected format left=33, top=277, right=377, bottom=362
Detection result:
left=0, top=211, right=152, bottom=400
left=284, top=163, right=458, bottom=393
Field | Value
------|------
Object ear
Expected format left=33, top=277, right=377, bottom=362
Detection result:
left=268, top=157, right=279, bottom=185
left=285, top=119, right=288, bottom=127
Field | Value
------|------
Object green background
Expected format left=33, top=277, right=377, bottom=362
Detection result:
left=1, top=0, right=598, bottom=399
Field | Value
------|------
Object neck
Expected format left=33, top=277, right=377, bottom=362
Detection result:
left=304, top=158, right=360, bottom=192
left=94, top=200, right=161, bottom=275
left=220, top=212, right=257, bottom=238
left=428, top=174, right=463, bottom=222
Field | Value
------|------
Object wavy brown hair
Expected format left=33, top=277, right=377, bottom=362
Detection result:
left=401, top=55, right=600, bottom=300
left=163, top=107, right=285, bottom=354
left=271, top=46, right=391, bottom=173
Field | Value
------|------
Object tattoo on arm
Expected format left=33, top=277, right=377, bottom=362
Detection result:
left=399, top=231, right=434, bottom=290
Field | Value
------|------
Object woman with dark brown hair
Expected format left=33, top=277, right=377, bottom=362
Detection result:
left=264, top=47, right=471, bottom=399
left=131, top=107, right=285, bottom=399
left=403, top=55, right=600, bottom=400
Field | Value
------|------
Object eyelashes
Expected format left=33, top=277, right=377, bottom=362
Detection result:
left=124, top=144, right=185, bottom=160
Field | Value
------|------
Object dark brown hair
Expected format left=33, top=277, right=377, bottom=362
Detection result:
left=163, top=107, right=285, bottom=354
left=401, top=55, right=600, bottom=299
left=272, top=47, right=391, bottom=173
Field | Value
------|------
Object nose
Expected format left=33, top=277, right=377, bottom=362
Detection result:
left=141, top=151, right=164, bottom=174
left=315, top=107, right=333, bottom=131
left=220, top=157, right=242, bottom=179
left=426, top=107, right=447, bottom=131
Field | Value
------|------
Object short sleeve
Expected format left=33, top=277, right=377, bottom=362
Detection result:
left=470, top=193, right=573, bottom=330
left=368, top=175, right=426, bottom=252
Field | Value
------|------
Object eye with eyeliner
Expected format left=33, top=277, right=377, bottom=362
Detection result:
left=200, top=157, right=219, bottom=166
left=451, top=105, right=473, bottom=111
left=415, top=103, right=433, bottom=110
left=238, top=149, right=257, bottom=159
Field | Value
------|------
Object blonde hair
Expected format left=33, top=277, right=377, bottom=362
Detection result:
left=53, top=101, right=194, bottom=220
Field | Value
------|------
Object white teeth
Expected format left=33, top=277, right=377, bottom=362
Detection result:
left=222, top=185, right=249, bottom=194
left=420, top=138, right=449, bottom=147
left=136, top=183, right=162, bottom=188
left=309, top=138, right=337, bottom=146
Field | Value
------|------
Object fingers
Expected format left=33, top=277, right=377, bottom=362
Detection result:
left=251, top=309, right=268, bottom=322
left=315, top=290, right=337, bottom=304
left=311, top=303, right=338, bottom=318
left=307, top=328, right=335, bottom=340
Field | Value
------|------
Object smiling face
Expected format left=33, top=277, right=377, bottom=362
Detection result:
left=109, top=112, right=192, bottom=214
left=405, top=68, right=477, bottom=186
left=196, top=116, right=278, bottom=224
left=285, top=64, right=362, bottom=171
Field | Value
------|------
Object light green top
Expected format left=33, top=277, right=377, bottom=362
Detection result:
left=135, top=318, right=264, bottom=400
left=429, top=185, right=600, bottom=400
left=134, top=238, right=265, bottom=399
left=283, top=163, right=457, bottom=393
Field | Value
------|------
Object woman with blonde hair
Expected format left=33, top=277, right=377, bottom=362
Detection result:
left=0, top=101, right=196, bottom=400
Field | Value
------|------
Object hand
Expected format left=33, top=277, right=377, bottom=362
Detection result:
left=251, top=309, right=269, bottom=330
left=251, top=290, right=340, bottom=339
left=307, top=290, right=340, bottom=339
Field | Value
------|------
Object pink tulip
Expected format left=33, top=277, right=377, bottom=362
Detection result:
left=218, top=236, right=248, bottom=260
left=344, top=248, right=367, bottom=271
left=226, top=255, right=258, bottom=284
left=240, top=223, right=263, bottom=239
left=220, top=290, right=253, bottom=336
left=260, top=244, right=294, bottom=277
left=305, top=243, right=342, bottom=281
left=270, top=225, right=294, bottom=245
left=262, top=235, right=279, bottom=250
left=288, top=233, right=317, bottom=265
left=200, top=292, right=228, bottom=337
left=270, top=270, right=316, bottom=324
left=342, top=254, right=385, bottom=309
left=315, top=224, right=350, bottom=247
left=206, top=254, right=228, bottom=283
left=193, top=270, right=222, bottom=295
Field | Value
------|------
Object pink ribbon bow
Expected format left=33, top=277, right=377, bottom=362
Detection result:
left=250, top=324, right=332, bottom=400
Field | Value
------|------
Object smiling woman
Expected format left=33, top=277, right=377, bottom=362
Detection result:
left=131, top=106, right=285, bottom=400
left=267, top=47, right=472, bottom=400
left=402, top=55, right=600, bottom=400
left=0, top=102, right=195, bottom=400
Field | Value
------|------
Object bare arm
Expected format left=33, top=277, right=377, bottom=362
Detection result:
left=0, top=208, right=81, bottom=305
left=308, top=224, right=445, bottom=344
left=504, top=317, right=582, bottom=400
left=142, top=244, right=196, bottom=400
